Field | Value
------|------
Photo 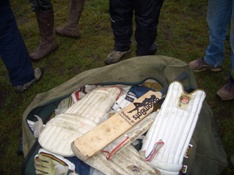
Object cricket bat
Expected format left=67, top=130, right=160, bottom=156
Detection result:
left=71, top=72, right=188, bottom=161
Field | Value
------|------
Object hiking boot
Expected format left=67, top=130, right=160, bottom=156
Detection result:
left=189, top=57, right=222, bottom=72
left=14, top=68, right=43, bottom=93
left=216, top=74, right=234, bottom=100
left=105, top=49, right=131, bottom=65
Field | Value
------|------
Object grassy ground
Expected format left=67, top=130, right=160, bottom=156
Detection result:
left=0, top=0, right=233, bottom=174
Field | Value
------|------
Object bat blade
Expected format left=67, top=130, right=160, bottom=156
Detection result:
left=71, top=91, right=161, bottom=161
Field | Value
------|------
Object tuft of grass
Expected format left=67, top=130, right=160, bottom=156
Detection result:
left=0, top=0, right=233, bottom=174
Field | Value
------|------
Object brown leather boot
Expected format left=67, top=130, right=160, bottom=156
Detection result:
left=55, top=0, right=85, bottom=39
left=30, top=8, right=59, bottom=61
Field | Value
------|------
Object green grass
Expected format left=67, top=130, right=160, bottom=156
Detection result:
left=0, top=0, right=233, bottom=174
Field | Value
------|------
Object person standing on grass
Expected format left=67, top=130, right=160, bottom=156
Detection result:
left=189, top=0, right=234, bottom=100
left=0, top=0, right=43, bottom=93
left=104, top=0, right=164, bottom=65
left=29, top=0, right=85, bottom=61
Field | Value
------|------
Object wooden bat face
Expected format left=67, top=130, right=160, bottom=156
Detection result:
left=71, top=90, right=163, bottom=161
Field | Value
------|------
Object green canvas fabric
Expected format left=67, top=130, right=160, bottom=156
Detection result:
left=22, top=55, right=227, bottom=175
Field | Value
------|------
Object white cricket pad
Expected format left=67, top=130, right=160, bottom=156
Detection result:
left=38, top=86, right=121, bottom=157
left=140, top=81, right=206, bottom=175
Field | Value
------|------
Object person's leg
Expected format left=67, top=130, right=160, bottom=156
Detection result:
left=104, top=0, right=133, bottom=64
left=189, top=0, right=232, bottom=72
left=29, top=0, right=58, bottom=60
left=55, top=0, right=85, bottom=39
left=230, top=0, right=234, bottom=71
left=0, top=1, right=43, bottom=92
left=216, top=0, right=234, bottom=100
left=109, top=0, right=133, bottom=51
left=204, top=0, right=232, bottom=67
left=0, top=2, right=34, bottom=86
left=134, top=0, right=164, bottom=56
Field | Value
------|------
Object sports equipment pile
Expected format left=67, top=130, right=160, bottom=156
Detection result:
left=28, top=72, right=206, bottom=175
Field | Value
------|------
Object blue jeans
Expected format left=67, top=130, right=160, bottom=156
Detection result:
left=0, top=0, right=34, bottom=86
left=204, top=0, right=234, bottom=69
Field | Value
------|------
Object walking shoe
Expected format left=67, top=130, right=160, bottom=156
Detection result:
left=189, top=57, right=222, bottom=72
left=105, top=49, right=131, bottom=65
left=14, top=67, right=43, bottom=93
left=216, top=74, right=234, bottom=100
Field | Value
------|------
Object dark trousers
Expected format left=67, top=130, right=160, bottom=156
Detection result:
left=29, top=0, right=52, bottom=12
left=0, top=0, right=34, bottom=86
left=110, top=0, right=164, bottom=56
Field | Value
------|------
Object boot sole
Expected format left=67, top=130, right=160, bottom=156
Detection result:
left=193, top=67, right=223, bottom=72
left=216, top=94, right=234, bottom=101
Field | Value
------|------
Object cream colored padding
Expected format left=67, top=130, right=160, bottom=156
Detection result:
left=38, top=86, right=121, bottom=157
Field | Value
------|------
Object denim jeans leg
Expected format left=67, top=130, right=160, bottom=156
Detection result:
left=204, top=0, right=232, bottom=67
left=230, top=0, right=234, bottom=69
left=0, top=3, right=34, bottom=86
